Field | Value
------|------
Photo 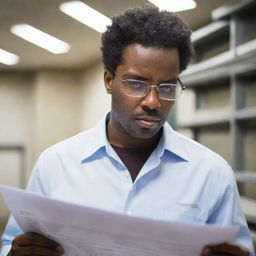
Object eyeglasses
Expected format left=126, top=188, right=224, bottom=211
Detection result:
left=114, top=72, right=185, bottom=101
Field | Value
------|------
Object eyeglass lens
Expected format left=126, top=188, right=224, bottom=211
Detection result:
left=122, top=80, right=182, bottom=100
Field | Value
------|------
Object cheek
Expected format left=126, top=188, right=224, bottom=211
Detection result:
left=161, top=101, right=174, bottom=116
left=111, top=88, right=140, bottom=113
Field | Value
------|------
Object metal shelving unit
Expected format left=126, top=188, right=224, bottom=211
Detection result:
left=178, top=0, right=256, bottom=243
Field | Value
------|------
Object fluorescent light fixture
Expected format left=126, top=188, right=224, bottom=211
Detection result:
left=147, top=0, right=197, bottom=12
left=11, top=24, right=70, bottom=54
left=59, top=1, right=111, bottom=33
left=0, top=48, right=19, bottom=65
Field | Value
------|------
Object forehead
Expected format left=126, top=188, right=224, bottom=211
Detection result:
left=117, top=44, right=180, bottom=78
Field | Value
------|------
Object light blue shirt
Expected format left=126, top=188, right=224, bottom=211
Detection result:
left=1, top=114, right=254, bottom=255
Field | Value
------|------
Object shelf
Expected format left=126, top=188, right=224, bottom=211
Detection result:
left=191, top=21, right=229, bottom=45
left=240, top=196, right=256, bottom=223
left=177, top=0, right=256, bottom=205
left=181, top=39, right=256, bottom=87
left=212, top=0, right=255, bottom=20
left=177, top=111, right=230, bottom=128
left=177, top=107, right=256, bottom=129
left=236, top=107, right=256, bottom=120
left=237, top=38, right=256, bottom=56
left=235, top=171, right=256, bottom=183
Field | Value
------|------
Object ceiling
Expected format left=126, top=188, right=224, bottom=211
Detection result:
left=0, top=0, right=234, bottom=71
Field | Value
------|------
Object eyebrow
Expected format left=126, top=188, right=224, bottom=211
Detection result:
left=122, top=73, right=178, bottom=83
left=160, top=78, right=178, bottom=84
left=122, top=74, right=148, bottom=81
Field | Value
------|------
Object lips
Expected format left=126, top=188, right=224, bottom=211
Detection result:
left=135, top=115, right=161, bottom=129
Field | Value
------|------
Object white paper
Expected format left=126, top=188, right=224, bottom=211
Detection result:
left=0, top=185, right=238, bottom=256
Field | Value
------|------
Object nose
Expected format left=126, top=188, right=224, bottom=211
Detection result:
left=141, top=87, right=161, bottom=110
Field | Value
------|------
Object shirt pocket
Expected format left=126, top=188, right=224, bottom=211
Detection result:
left=151, top=205, right=206, bottom=224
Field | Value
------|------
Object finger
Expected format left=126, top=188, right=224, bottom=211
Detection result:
left=204, top=254, right=233, bottom=256
left=13, top=232, right=63, bottom=251
left=202, top=247, right=238, bottom=256
left=202, top=247, right=223, bottom=256
left=207, top=243, right=249, bottom=256
left=9, top=244, right=64, bottom=256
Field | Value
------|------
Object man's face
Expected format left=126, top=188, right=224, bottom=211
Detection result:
left=104, top=43, right=180, bottom=145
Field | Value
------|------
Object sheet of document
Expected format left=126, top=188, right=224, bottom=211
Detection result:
left=0, top=185, right=238, bottom=256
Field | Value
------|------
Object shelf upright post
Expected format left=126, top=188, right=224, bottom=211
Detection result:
left=229, top=12, right=253, bottom=194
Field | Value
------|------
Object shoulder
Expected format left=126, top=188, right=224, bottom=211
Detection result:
left=34, top=126, right=100, bottom=172
left=27, top=128, right=96, bottom=192
left=41, top=129, right=93, bottom=158
left=40, top=115, right=108, bottom=159
left=172, top=130, right=234, bottom=179
left=177, top=131, right=226, bottom=161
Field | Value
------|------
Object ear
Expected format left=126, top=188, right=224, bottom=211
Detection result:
left=104, top=70, right=114, bottom=94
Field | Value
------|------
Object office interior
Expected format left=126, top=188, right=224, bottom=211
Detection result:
left=0, top=0, right=255, bottom=247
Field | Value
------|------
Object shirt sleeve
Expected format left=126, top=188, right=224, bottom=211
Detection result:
left=0, top=153, right=49, bottom=256
left=0, top=216, right=22, bottom=256
left=207, top=164, right=255, bottom=256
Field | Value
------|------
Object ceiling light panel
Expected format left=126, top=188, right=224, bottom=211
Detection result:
left=147, top=0, right=197, bottom=12
left=11, top=24, right=70, bottom=54
left=0, top=49, right=19, bottom=65
left=59, top=1, right=111, bottom=33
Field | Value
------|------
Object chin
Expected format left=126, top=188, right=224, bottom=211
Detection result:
left=129, top=128, right=161, bottom=140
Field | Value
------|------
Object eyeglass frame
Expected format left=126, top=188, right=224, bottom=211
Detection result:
left=113, top=71, right=186, bottom=101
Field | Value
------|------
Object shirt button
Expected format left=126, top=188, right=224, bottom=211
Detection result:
left=127, top=210, right=133, bottom=216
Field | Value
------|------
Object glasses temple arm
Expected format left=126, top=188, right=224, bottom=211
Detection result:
left=178, top=78, right=186, bottom=90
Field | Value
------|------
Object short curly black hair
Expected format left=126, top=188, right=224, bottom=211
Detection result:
left=101, top=5, right=194, bottom=74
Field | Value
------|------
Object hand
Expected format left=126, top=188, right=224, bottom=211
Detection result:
left=7, top=232, right=64, bottom=256
left=201, top=242, right=249, bottom=256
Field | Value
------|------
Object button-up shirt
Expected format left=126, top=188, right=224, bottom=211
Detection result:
left=1, top=114, right=254, bottom=255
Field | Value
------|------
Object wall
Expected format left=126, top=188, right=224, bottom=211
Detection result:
left=0, top=72, right=34, bottom=237
left=0, top=72, right=34, bottom=178
left=0, top=63, right=111, bottom=240
left=33, top=70, right=81, bottom=158
left=80, top=62, right=111, bottom=130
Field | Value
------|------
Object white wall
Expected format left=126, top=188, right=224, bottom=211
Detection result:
left=80, top=63, right=111, bottom=130
left=34, top=70, right=81, bottom=158
left=0, top=72, right=34, bottom=178
left=176, top=88, right=195, bottom=138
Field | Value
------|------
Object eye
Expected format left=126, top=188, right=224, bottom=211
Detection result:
left=123, top=79, right=146, bottom=89
left=159, top=84, right=175, bottom=92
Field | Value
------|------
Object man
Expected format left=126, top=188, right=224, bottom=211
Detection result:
left=1, top=5, right=254, bottom=256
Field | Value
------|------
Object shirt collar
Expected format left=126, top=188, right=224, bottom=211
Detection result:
left=81, top=113, right=110, bottom=160
left=81, top=113, right=189, bottom=162
left=157, top=122, right=189, bottom=162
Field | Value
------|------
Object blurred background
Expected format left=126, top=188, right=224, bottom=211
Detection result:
left=0, top=0, right=255, bottom=247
